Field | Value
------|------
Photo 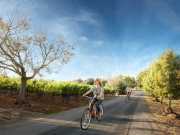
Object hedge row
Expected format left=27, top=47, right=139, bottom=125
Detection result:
left=0, top=76, right=115, bottom=95
left=27, top=80, right=91, bottom=95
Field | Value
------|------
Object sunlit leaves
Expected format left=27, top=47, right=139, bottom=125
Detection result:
left=137, top=49, right=180, bottom=99
left=105, top=75, right=136, bottom=94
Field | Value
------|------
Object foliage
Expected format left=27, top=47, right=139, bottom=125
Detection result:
left=0, top=76, right=20, bottom=92
left=122, top=76, right=136, bottom=88
left=137, top=70, right=148, bottom=88
left=106, top=75, right=136, bottom=94
left=137, top=49, right=180, bottom=110
left=104, top=85, right=116, bottom=94
left=0, top=76, right=116, bottom=96
left=85, top=78, right=94, bottom=85
left=101, top=79, right=108, bottom=87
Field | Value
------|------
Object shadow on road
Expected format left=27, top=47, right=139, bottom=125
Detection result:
left=39, top=124, right=111, bottom=135
left=3, top=95, right=177, bottom=135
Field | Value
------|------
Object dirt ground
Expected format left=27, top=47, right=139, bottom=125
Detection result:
left=0, top=92, right=89, bottom=122
left=0, top=92, right=114, bottom=123
left=145, top=96, right=180, bottom=135
left=0, top=93, right=88, bottom=114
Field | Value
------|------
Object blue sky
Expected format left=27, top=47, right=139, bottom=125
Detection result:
left=0, top=0, right=180, bottom=80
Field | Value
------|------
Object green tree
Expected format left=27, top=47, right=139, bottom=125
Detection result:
left=107, top=75, right=135, bottom=94
left=137, top=70, right=148, bottom=88
left=122, top=76, right=136, bottom=88
left=174, top=56, right=180, bottom=98
left=85, top=78, right=94, bottom=85
left=157, top=50, right=178, bottom=110
left=138, top=49, right=180, bottom=112
left=101, top=79, right=108, bottom=87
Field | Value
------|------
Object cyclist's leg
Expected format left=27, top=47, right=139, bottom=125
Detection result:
left=90, top=98, right=96, bottom=112
left=96, top=99, right=102, bottom=113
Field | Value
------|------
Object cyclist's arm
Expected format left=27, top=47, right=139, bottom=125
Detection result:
left=83, top=88, right=93, bottom=97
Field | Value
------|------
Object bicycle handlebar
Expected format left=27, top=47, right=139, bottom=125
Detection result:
left=83, top=96, right=92, bottom=98
left=83, top=95, right=97, bottom=97
left=83, top=95, right=97, bottom=100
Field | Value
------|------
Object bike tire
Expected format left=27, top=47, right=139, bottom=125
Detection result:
left=80, top=108, right=91, bottom=130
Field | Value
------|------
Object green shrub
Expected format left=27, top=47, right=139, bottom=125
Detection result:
left=0, top=76, right=92, bottom=95
left=0, top=76, right=114, bottom=96
left=0, top=76, right=19, bottom=91
left=104, top=85, right=116, bottom=94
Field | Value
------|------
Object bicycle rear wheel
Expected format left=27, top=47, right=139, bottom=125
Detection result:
left=80, top=108, right=91, bottom=130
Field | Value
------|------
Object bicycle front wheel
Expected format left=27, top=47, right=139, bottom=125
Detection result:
left=80, top=108, right=91, bottom=130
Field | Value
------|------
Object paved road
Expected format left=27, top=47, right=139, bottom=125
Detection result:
left=0, top=91, right=168, bottom=135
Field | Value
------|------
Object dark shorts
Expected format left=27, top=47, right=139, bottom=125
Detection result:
left=91, top=98, right=103, bottom=112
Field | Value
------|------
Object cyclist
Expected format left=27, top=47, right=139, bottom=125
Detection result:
left=126, top=87, right=132, bottom=98
left=83, top=79, right=104, bottom=114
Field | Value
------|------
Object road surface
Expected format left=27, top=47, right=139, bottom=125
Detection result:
left=0, top=91, right=168, bottom=135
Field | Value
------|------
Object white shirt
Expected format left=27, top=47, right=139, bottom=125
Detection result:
left=126, top=87, right=132, bottom=93
left=90, top=86, right=104, bottom=100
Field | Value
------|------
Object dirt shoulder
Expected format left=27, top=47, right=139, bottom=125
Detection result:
left=0, top=93, right=87, bottom=113
left=144, top=96, right=180, bottom=135
left=0, top=92, right=114, bottom=124
left=0, top=93, right=87, bottom=124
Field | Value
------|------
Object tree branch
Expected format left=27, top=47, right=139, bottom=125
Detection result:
left=0, top=65, right=17, bottom=73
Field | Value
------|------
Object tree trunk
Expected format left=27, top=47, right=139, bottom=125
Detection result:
left=154, top=96, right=159, bottom=102
left=160, top=96, right=164, bottom=104
left=167, top=98, right=173, bottom=113
left=16, top=77, right=27, bottom=104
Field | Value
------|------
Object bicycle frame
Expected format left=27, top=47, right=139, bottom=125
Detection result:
left=84, top=96, right=96, bottom=114
left=84, top=96, right=103, bottom=118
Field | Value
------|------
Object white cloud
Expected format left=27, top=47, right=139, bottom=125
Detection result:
left=0, top=0, right=112, bottom=80
left=93, top=40, right=104, bottom=47
left=79, top=36, right=89, bottom=42
left=145, top=0, right=180, bottom=32
left=60, top=9, right=100, bottom=27
left=0, top=0, right=102, bottom=40
left=0, top=0, right=38, bottom=20
left=78, top=38, right=104, bottom=48
left=78, top=9, right=100, bottom=26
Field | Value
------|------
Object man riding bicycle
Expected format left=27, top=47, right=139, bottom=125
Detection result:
left=83, top=79, right=104, bottom=114
left=126, top=87, right=132, bottom=97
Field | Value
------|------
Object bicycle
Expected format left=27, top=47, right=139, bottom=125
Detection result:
left=80, top=96, right=103, bottom=130
left=126, top=91, right=132, bottom=101
left=127, top=92, right=130, bottom=100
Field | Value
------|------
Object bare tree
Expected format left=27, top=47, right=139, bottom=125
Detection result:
left=0, top=18, right=74, bottom=104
